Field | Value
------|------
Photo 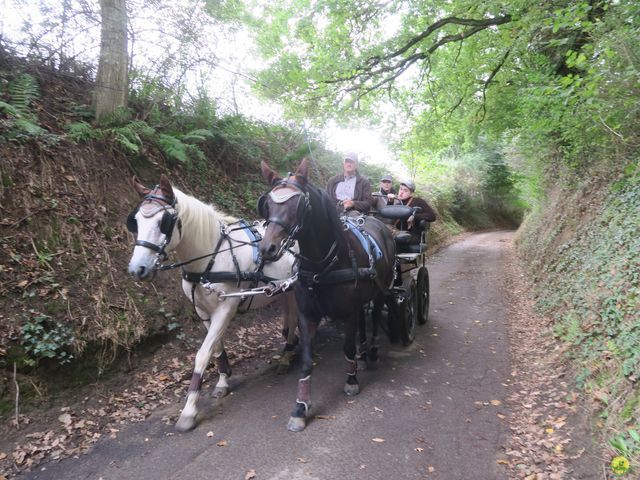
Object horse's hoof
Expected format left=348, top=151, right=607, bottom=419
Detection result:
left=344, top=383, right=360, bottom=396
left=287, top=416, right=306, bottom=432
left=212, top=386, right=229, bottom=398
left=175, top=415, right=196, bottom=432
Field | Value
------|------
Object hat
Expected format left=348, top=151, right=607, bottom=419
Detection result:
left=343, top=152, right=358, bottom=163
left=381, top=174, right=393, bottom=182
left=400, top=179, right=416, bottom=192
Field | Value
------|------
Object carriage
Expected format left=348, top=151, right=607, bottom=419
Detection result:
left=369, top=203, right=431, bottom=347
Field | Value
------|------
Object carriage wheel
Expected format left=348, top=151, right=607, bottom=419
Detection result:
left=416, top=266, right=430, bottom=325
left=398, top=277, right=417, bottom=346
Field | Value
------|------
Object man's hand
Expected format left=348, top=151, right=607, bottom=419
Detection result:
left=343, top=199, right=355, bottom=209
left=407, top=215, right=415, bottom=228
left=386, top=193, right=395, bottom=201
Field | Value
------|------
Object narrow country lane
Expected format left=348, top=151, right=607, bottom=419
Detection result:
left=22, top=231, right=515, bottom=480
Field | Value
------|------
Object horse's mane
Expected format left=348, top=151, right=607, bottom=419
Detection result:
left=308, top=183, right=348, bottom=251
left=173, top=187, right=238, bottom=247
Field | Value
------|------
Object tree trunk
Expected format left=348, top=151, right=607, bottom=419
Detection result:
left=94, top=0, right=128, bottom=124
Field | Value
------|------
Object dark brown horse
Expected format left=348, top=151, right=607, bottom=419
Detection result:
left=258, top=159, right=395, bottom=431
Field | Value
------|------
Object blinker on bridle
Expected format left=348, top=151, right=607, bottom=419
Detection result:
left=126, top=191, right=182, bottom=264
left=258, top=178, right=311, bottom=257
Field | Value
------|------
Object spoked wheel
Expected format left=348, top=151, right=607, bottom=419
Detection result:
left=416, top=266, right=430, bottom=325
left=398, top=277, right=417, bottom=346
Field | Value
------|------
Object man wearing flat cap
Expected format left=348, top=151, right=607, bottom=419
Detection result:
left=326, top=152, right=373, bottom=215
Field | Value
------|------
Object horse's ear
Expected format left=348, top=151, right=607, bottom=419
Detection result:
left=159, top=174, right=175, bottom=200
left=132, top=176, right=151, bottom=197
left=261, top=161, right=282, bottom=186
left=295, top=158, right=309, bottom=185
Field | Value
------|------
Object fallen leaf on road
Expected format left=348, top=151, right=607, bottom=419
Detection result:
left=359, top=464, right=366, bottom=469
left=427, top=465, right=435, bottom=473
left=206, top=431, right=214, bottom=438
left=245, top=469, right=256, bottom=479
left=374, top=406, right=384, bottom=412
left=216, top=440, right=228, bottom=447
left=490, top=400, right=502, bottom=406
left=372, top=438, right=385, bottom=443
left=297, top=458, right=309, bottom=463
left=497, top=459, right=509, bottom=465
left=415, top=447, right=424, bottom=452
left=58, top=413, right=72, bottom=425
left=314, top=415, right=335, bottom=420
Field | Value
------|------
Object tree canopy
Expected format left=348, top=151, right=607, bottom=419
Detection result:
left=250, top=0, right=639, bottom=180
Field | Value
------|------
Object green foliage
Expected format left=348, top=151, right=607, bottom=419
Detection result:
left=67, top=121, right=102, bottom=142
left=7, top=73, right=40, bottom=115
left=20, top=312, right=75, bottom=367
left=0, top=73, right=57, bottom=143
left=157, top=133, right=189, bottom=163
left=610, top=429, right=640, bottom=471
left=518, top=164, right=640, bottom=467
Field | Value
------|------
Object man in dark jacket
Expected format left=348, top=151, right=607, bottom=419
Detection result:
left=326, top=152, right=372, bottom=215
left=395, top=179, right=437, bottom=244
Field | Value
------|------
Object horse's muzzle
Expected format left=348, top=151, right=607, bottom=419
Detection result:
left=259, top=241, right=283, bottom=262
left=128, top=263, right=157, bottom=281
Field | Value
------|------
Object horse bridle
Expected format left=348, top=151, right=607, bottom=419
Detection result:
left=126, top=192, right=182, bottom=264
left=257, top=178, right=311, bottom=258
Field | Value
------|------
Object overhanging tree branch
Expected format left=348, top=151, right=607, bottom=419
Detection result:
left=373, top=14, right=512, bottom=66
left=323, top=13, right=512, bottom=91
left=479, top=47, right=512, bottom=121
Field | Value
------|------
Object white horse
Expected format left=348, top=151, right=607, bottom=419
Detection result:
left=126, top=175, right=298, bottom=432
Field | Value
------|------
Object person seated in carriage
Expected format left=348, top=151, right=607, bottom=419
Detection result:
left=372, top=174, right=397, bottom=225
left=393, top=179, right=437, bottom=245
left=326, top=152, right=373, bottom=216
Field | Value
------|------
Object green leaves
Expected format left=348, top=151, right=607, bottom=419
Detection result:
left=20, top=313, right=75, bottom=367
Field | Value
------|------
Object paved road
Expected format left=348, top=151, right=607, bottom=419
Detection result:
left=23, top=231, right=514, bottom=480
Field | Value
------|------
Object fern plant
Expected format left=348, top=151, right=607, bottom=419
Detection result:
left=8, top=74, right=40, bottom=115
left=67, top=121, right=102, bottom=142
left=157, top=133, right=189, bottom=164
left=0, top=73, right=56, bottom=143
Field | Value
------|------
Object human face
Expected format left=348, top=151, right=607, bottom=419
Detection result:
left=380, top=180, right=392, bottom=191
left=398, top=184, right=413, bottom=201
left=343, top=159, right=357, bottom=175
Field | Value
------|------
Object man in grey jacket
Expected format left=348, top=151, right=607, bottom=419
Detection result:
left=326, top=152, right=372, bottom=215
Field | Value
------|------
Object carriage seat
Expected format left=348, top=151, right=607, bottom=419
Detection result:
left=376, top=205, right=429, bottom=254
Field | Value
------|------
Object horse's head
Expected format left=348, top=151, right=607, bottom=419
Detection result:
left=126, top=174, right=182, bottom=281
left=258, top=159, right=310, bottom=261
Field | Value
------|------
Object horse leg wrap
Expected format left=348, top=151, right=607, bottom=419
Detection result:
left=345, top=356, right=357, bottom=376
left=215, top=351, right=232, bottom=377
left=296, top=375, right=311, bottom=410
left=188, top=372, right=203, bottom=393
